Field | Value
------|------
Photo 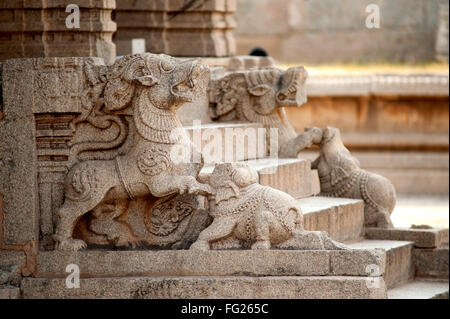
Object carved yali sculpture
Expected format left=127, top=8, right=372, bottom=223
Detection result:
left=296, top=127, right=396, bottom=228
left=54, top=53, right=215, bottom=251
left=190, top=163, right=346, bottom=251
left=208, top=67, right=308, bottom=154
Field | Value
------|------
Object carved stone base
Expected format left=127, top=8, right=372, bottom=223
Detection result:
left=22, top=275, right=388, bottom=299
left=21, top=249, right=387, bottom=299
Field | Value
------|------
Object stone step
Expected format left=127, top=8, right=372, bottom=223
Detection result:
left=298, top=197, right=365, bottom=243
left=33, top=249, right=385, bottom=279
left=387, top=280, right=449, bottom=299
left=0, top=286, right=20, bottom=299
left=200, top=158, right=318, bottom=199
left=348, top=240, right=414, bottom=289
left=415, top=246, right=449, bottom=279
left=184, top=122, right=267, bottom=162
left=21, top=276, right=387, bottom=299
left=0, top=251, right=25, bottom=288
left=365, top=227, right=449, bottom=248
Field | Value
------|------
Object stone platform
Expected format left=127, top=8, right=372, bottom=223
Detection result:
left=33, top=249, right=385, bottom=278
left=21, top=276, right=387, bottom=299
left=200, top=158, right=319, bottom=199
left=21, top=249, right=387, bottom=299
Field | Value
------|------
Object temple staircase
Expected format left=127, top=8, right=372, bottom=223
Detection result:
left=2, top=121, right=447, bottom=299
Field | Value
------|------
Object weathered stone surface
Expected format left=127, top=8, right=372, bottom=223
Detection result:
left=0, top=251, right=25, bottom=268
left=415, top=247, right=449, bottom=278
left=21, top=276, right=387, bottom=299
left=0, top=286, right=20, bottom=299
left=35, top=249, right=385, bottom=278
left=201, top=158, right=316, bottom=199
left=347, top=152, right=449, bottom=171
left=208, top=66, right=307, bottom=154
left=1, top=57, right=107, bottom=247
left=234, top=0, right=440, bottom=63
left=306, top=75, right=449, bottom=97
left=349, top=240, right=414, bottom=289
left=330, top=249, right=386, bottom=277
left=0, top=0, right=117, bottom=64
left=114, top=0, right=236, bottom=57
left=294, top=127, right=397, bottom=228
left=310, top=169, right=321, bottom=195
left=435, top=0, right=449, bottom=62
left=0, top=59, right=40, bottom=244
left=388, top=280, right=449, bottom=299
left=0, top=251, right=25, bottom=286
left=198, top=56, right=275, bottom=71
left=368, top=167, right=449, bottom=195
left=177, top=56, right=275, bottom=125
left=50, top=53, right=214, bottom=251
left=253, top=158, right=314, bottom=199
left=299, top=197, right=365, bottom=243
left=365, top=227, right=449, bottom=248
left=1, top=55, right=216, bottom=251
left=191, top=163, right=346, bottom=251
left=286, top=94, right=449, bottom=141
left=185, top=122, right=266, bottom=162
left=300, top=151, right=449, bottom=196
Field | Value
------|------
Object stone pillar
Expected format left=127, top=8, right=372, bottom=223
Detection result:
left=0, top=56, right=103, bottom=246
left=0, top=0, right=117, bottom=64
left=114, top=0, right=236, bottom=57
left=436, top=0, right=449, bottom=62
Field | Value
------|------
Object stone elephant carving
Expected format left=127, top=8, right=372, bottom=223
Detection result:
left=296, top=126, right=396, bottom=228
left=208, top=67, right=308, bottom=153
left=190, top=163, right=346, bottom=250
left=54, top=53, right=215, bottom=251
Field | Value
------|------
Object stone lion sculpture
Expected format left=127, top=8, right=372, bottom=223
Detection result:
left=296, top=127, right=396, bottom=228
left=54, top=53, right=215, bottom=251
left=190, top=163, right=346, bottom=250
left=208, top=67, right=308, bottom=153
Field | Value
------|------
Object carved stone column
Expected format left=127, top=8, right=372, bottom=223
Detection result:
left=0, top=0, right=117, bottom=64
left=114, top=0, right=236, bottom=57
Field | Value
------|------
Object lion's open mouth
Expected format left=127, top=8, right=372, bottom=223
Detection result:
left=171, top=79, right=194, bottom=101
left=277, top=83, right=298, bottom=104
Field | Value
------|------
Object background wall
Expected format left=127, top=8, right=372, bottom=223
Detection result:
left=234, top=0, right=446, bottom=63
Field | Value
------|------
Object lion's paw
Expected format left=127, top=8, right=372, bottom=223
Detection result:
left=189, top=241, right=210, bottom=251
left=251, top=241, right=271, bottom=250
left=56, top=239, right=87, bottom=251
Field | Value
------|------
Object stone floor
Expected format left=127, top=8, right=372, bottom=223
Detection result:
left=392, top=196, right=449, bottom=228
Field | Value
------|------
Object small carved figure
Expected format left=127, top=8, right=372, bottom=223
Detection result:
left=297, top=127, right=396, bottom=228
left=54, top=53, right=215, bottom=251
left=190, top=163, right=346, bottom=250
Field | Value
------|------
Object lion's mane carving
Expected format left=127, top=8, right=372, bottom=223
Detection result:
left=54, top=53, right=214, bottom=251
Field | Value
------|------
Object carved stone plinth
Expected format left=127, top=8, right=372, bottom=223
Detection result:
left=0, top=0, right=117, bottom=64
left=114, top=0, right=236, bottom=57
left=33, top=249, right=386, bottom=278
left=20, top=249, right=387, bottom=299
